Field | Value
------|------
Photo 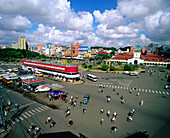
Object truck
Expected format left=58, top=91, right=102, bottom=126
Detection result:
left=35, top=85, right=51, bottom=92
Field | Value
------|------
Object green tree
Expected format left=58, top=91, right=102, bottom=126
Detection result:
left=118, top=62, right=122, bottom=65
left=97, top=61, right=101, bottom=65
left=124, top=64, right=133, bottom=71
left=110, top=66, right=115, bottom=71
left=82, top=63, right=86, bottom=66
left=88, top=65, right=92, bottom=69
left=102, top=65, right=109, bottom=71
left=83, top=65, right=88, bottom=68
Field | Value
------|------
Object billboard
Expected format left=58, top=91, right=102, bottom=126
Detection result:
left=79, top=46, right=90, bottom=52
left=22, top=60, right=78, bottom=73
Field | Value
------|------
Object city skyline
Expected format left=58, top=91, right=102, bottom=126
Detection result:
left=0, top=0, right=170, bottom=48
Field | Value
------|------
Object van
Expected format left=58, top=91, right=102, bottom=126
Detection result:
left=35, top=85, right=51, bottom=92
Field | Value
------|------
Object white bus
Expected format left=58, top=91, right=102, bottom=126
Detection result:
left=86, top=74, right=98, bottom=82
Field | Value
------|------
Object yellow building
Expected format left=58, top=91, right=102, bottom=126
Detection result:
left=19, top=37, right=26, bottom=49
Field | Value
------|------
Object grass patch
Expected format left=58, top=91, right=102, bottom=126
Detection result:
left=159, top=67, right=170, bottom=71
left=92, top=68, right=102, bottom=70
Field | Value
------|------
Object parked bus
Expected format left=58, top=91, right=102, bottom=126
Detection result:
left=86, top=74, right=98, bottom=82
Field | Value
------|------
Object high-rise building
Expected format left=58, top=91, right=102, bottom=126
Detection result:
left=19, top=37, right=26, bottom=49
left=11, top=43, right=19, bottom=49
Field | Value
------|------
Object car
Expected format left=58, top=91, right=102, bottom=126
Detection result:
left=164, top=84, right=170, bottom=89
left=124, top=71, right=129, bottom=74
left=35, top=72, right=43, bottom=77
left=35, top=85, right=51, bottom=92
left=83, top=94, right=90, bottom=104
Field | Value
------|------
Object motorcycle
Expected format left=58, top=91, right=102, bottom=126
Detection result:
left=110, top=126, right=118, bottom=133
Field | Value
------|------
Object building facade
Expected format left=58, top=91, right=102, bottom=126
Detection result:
left=19, top=37, right=26, bottom=49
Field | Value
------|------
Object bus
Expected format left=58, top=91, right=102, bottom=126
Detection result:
left=35, top=71, right=43, bottom=77
left=86, top=74, right=98, bottom=82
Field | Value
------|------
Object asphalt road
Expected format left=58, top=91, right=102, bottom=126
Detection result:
left=1, top=65, right=170, bottom=138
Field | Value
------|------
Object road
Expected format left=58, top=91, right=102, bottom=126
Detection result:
left=1, top=66, right=170, bottom=138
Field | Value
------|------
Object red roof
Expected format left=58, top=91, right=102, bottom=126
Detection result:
left=140, top=55, right=167, bottom=61
left=98, top=51, right=109, bottom=54
left=113, top=54, right=133, bottom=60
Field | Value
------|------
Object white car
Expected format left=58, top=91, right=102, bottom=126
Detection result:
left=130, top=71, right=139, bottom=76
left=124, top=71, right=129, bottom=74
left=35, top=85, right=51, bottom=92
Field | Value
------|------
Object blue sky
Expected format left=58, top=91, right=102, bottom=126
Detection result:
left=0, top=0, right=169, bottom=47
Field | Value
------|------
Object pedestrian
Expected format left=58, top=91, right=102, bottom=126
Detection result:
left=80, top=101, right=82, bottom=106
left=48, top=95, right=52, bottom=101
left=98, top=89, right=100, bottom=93
left=68, top=119, right=74, bottom=127
left=100, top=119, right=104, bottom=125
left=100, top=108, right=104, bottom=114
left=136, top=93, right=139, bottom=96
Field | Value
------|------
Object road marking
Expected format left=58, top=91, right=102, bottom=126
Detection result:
left=118, top=86, right=119, bottom=89
left=35, top=108, right=41, bottom=112
left=28, top=111, right=34, bottom=115
left=90, top=83, right=93, bottom=85
left=38, top=107, right=44, bottom=111
left=109, top=85, right=111, bottom=88
left=139, top=89, right=141, bottom=91
left=120, top=86, right=122, bottom=89
left=19, top=116, right=23, bottom=120
left=142, top=89, right=144, bottom=92
left=32, top=109, right=37, bottom=113
left=166, top=92, right=169, bottom=95
left=12, top=121, right=15, bottom=124
left=124, top=87, right=125, bottom=89
left=127, top=87, right=128, bottom=90
left=163, top=92, right=165, bottom=95
left=145, top=89, right=147, bottom=92
left=103, top=85, right=105, bottom=87
left=115, top=86, right=117, bottom=88
left=96, top=84, right=98, bottom=86
left=25, top=112, right=31, bottom=117
left=106, top=85, right=108, bottom=87
left=149, top=90, right=151, bottom=92
left=15, top=118, right=19, bottom=122
left=156, top=91, right=158, bottom=94
left=112, top=86, right=114, bottom=88
left=10, top=102, right=36, bottom=112
left=127, top=80, right=132, bottom=88
left=22, top=114, right=27, bottom=119
left=42, top=105, right=49, bottom=109
left=159, top=91, right=162, bottom=94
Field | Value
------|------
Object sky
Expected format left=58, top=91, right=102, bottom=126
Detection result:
left=0, top=0, right=170, bottom=48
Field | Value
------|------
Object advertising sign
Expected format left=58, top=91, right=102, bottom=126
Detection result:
left=79, top=46, right=90, bottom=52
left=22, top=61, right=78, bottom=73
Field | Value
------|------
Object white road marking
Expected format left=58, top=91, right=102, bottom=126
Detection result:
left=32, top=109, right=37, bottom=113
left=118, top=86, right=119, bottom=89
left=28, top=111, right=34, bottom=115
left=166, top=92, right=169, bottom=95
left=42, top=105, right=49, bottom=109
left=103, top=85, right=105, bottom=87
left=159, top=91, right=162, bottom=94
left=22, top=114, right=27, bottom=119
left=142, top=89, right=144, bottom=92
left=120, top=86, right=122, bottom=89
left=127, top=80, right=132, bottom=88
left=124, top=87, right=126, bottom=89
left=10, top=102, right=36, bottom=112
left=35, top=108, right=41, bottom=112
left=145, top=89, right=147, bottom=92
left=109, top=85, right=111, bottom=88
left=96, top=84, right=98, bottom=86
left=106, top=85, right=108, bottom=87
left=15, top=118, right=19, bottom=122
left=156, top=91, right=158, bottom=94
left=139, top=89, right=141, bottom=91
left=12, top=121, right=15, bottom=124
left=149, top=90, right=151, bottom=92
left=127, top=87, right=128, bottom=90
left=38, top=107, right=44, bottom=111
left=115, top=86, right=117, bottom=88
left=112, top=86, right=114, bottom=88
left=163, top=92, right=165, bottom=95
left=19, top=116, right=23, bottom=120
left=25, top=112, right=31, bottom=117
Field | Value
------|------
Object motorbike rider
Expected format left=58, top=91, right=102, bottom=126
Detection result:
left=46, top=116, right=52, bottom=123
left=107, top=110, right=111, bottom=118
left=111, top=116, right=116, bottom=123
left=127, top=116, right=133, bottom=122
left=107, top=97, right=111, bottom=103
left=68, top=119, right=74, bottom=127
left=121, top=99, right=125, bottom=104
left=113, top=112, right=117, bottom=118
left=110, top=125, right=118, bottom=133
left=50, top=120, right=56, bottom=127
left=100, top=108, right=104, bottom=114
